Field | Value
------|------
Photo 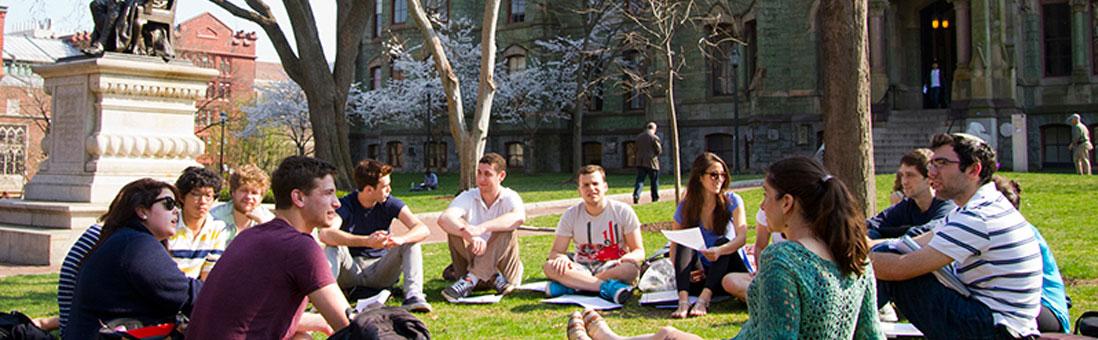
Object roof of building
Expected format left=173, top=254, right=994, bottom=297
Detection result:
left=254, top=61, right=289, bottom=83
left=2, top=32, right=81, bottom=64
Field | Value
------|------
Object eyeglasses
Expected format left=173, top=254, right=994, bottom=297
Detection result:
left=928, top=157, right=962, bottom=169
left=152, top=196, right=181, bottom=210
left=707, top=171, right=727, bottom=181
left=187, top=191, right=216, bottom=201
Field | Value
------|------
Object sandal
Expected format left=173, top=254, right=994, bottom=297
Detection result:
left=567, top=311, right=592, bottom=340
left=671, top=301, right=692, bottom=319
left=688, top=298, right=709, bottom=317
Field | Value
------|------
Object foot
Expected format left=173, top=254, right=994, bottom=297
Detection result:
left=671, top=301, right=691, bottom=319
left=597, top=280, right=633, bottom=304
left=547, top=280, right=577, bottom=298
left=567, top=311, right=592, bottom=340
left=632, top=196, right=639, bottom=204
left=442, top=274, right=477, bottom=302
left=401, top=296, right=433, bottom=313
left=442, top=264, right=459, bottom=281
left=492, top=273, right=515, bottom=296
left=688, top=299, right=709, bottom=317
left=583, top=309, right=620, bottom=340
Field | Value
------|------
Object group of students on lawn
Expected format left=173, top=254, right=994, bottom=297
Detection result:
left=36, top=130, right=1067, bottom=339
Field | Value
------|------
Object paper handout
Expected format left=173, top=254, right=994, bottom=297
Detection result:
left=542, top=295, right=622, bottom=310
left=660, top=228, right=707, bottom=251
left=454, top=294, right=503, bottom=304
left=880, top=322, right=923, bottom=337
left=354, top=289, right=391, bottom=312
left=517, top=281, right=549, bottom=293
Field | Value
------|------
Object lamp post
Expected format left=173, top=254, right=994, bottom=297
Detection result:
left=219, top=111, right=227, bottom=176
left=730, top=47, right=741, bottom=174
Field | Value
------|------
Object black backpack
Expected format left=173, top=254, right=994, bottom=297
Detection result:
left=1076, top=311, right=1098, bottom=337
left=0, top=311, right=54, bottom=340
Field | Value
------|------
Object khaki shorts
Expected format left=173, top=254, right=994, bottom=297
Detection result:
left=1074, top=142, right=1093, bottom=162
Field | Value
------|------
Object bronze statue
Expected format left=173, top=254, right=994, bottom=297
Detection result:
left=84, top=0, right=176, bottom=60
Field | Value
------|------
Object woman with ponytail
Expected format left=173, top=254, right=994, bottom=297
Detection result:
left=567, top=157, right=882, bottom=340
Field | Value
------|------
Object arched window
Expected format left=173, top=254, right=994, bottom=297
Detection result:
left=1040, top=124, right=1071, bottom=168
left=387, top=141, right=404, bottom=168
left=583, top=142, right=603, bottom=166
left=425, top=141, right=447, bottom=169
left=502, top=45, right=527, bottom=74
left=705, top=133, right=734, bottom=166
left=506, top=142, right=525, bottom=168
left=622, top=141, right=637, bottom=168
left=0, top=125, right=27, bottom=175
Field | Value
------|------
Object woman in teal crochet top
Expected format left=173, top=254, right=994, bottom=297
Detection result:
left=567, top=157, right=883, bottom=340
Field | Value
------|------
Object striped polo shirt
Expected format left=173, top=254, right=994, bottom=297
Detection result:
left=928, top=182, right=1042, bottom=337
left=57, top=224, right=102, bottom=335
left=168, top=215, right=229, bottom=278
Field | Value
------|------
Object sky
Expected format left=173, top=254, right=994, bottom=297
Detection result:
left=0, top=0, right=337, bottom=62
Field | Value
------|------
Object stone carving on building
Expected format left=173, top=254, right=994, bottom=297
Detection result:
left=84, top=0, right=176, bottom=60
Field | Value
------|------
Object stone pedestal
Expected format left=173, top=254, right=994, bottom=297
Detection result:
left=22, top=53, right=216, bottom=203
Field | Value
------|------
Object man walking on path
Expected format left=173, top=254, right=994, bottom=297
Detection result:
left=1069, top=113, right=1092, bottom=175
left=633, top=122, right=662, bottom=204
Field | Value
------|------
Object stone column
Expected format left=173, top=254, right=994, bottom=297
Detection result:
left=870, top=0, right=890, bottom=104
left=955, top=0, right=972, bottom=67
left=1071, top=0, right=1090, bottom=82
left=22, top=54, right=218, bottom=203
left=967, top=0, right=994, bottom=102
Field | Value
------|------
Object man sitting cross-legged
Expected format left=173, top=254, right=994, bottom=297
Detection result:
left=866, top=148, right=954, bottom=239
left=319, top=159, right=433, bottom=313
left=437, top=153, right=526, bottom=302
left=543, top=165, right=644, bottom=304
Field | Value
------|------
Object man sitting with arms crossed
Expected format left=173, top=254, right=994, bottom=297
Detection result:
left=544, top=165, right=642, bottom=304
left=186, top=156, right=350, bottom=339
left=211, top=164, right=275, bottom=242
left=438, top=153, right=526, bottom=302
left=320, top=159, right=433, bottom=313
left=866, top=148, right=955, bottom=239
left=870, top=133, right=1042, bottom=339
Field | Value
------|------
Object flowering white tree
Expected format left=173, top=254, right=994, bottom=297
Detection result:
left=494, top=59, right=576, bottom=173
left=241, top=80, right=313, bottom=156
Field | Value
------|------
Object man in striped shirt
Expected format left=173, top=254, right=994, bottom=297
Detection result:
left=871, top=133, right=1042, bottom=339
left=168, top=166, right=229, bottom=280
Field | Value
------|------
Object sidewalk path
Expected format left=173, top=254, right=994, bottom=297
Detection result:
left=0, top=179, right=762, bottom=278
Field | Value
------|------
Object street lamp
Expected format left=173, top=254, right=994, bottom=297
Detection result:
left=219, top=111, right=227, bottom=176
left=730, top=47, right=741, bottom=174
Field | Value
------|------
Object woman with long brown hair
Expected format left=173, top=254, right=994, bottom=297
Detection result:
left=668, top=152, right=749, bottom=318
left=64, top=178, right=202, bottom=339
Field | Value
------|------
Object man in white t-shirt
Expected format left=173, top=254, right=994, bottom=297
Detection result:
left=438, top=153, right=526, bottom=302
left=543, top=165, right=644, bottom=304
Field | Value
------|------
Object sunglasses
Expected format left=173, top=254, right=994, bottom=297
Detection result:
left=152, top=196, right=181, bottom=210
left=707, top=171, right=727, bottom=181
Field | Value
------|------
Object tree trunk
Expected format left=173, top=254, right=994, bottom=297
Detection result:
left=665, top=47, right=683, bottom=204
left=820, top=0, right=876, bottom=216
left=571, top=94, right=588, bottom=171
left=304, top=89, right=355, bottom=189
left=524, top=134, right=537, bottom=175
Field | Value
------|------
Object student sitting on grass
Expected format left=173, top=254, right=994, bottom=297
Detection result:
left=566, top=157, right=882, bottom=340
left=669, top=153, right=750, bottom=318
left=866, top=149, right=954, bottom=240
left=168, top=166, right=229, bottom=280
left=211, top=164, right=275, bottom=242
left=543, top=165, right=643, bottom=304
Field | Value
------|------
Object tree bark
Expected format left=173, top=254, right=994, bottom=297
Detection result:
left=820, top=0, right=876, bottom=215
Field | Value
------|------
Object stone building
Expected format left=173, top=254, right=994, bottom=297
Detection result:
left=353, top=0, right=1095, bottom=174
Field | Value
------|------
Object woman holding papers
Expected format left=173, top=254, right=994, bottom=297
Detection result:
left=668, top=153, right=749, bottom=318
left=567, top=157, right=882, bottom=339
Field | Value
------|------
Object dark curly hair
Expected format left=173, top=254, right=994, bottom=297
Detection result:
left=174, top=166, right=223, bottom=196
left=929, top=133, right=997, bottom=185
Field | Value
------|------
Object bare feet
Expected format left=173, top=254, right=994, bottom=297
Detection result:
left=584, top=309, right=621, bottom=340
left=567, top=311, right=592, bottom=340
left=688, top=299, right=709, bottom=317
left=671, top=301, right=691, bottom=319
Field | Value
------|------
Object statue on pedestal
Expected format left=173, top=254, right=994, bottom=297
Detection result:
left=83, top=0, right=176, bottom=60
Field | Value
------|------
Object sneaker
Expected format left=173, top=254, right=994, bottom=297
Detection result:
left=633, top=196, right=640, bottom=204
left=442, top=264, right=458, bottom=281
left=442, top=275, right=477, bottom=302
left=401, top=296, right=433, bottom=313
left=546, top=280, right=576, bottom=298
left=492, top=273, right=515, bottom=296
left=598, top=279, right=633, bottom=304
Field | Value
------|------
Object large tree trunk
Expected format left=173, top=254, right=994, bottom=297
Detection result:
left=571, top=94, right=588, bottom=171
left=304, top=88, right=355, bottom=189
left=664, top=47, right=683, bottom=203
left=820, top=0, right=876, bottom=215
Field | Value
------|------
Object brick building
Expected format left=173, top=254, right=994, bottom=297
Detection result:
left=353, top=0, right=1096, bottom=174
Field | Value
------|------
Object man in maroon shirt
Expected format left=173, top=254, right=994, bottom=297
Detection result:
left=186, top=156, right=351, bottom=339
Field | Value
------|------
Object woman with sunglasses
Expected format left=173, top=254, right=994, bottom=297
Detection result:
left=668, top=152, right=750, bottom=318
left=64, top=178, right=203, bottom=339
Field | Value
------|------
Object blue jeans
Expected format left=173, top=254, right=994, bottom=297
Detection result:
left=873, top=245, right=1014, bottom=339
left=633, top=167, right=659, bottom=201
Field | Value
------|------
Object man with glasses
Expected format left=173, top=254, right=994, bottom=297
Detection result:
left=870, top=133, right=1042, bottom=338
left=168, top=166, right=229, bottom=280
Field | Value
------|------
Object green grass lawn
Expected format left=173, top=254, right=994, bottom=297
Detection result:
left=2, top=172, right=1094, bottom=339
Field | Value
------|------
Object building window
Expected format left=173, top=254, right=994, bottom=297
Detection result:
left=1042, top=2, right=1072, bottom=77
left=370, top=67, right=382, bottom=90
left=707, top=24, right=736, bottom=96
left=622, top=50, right=645, bottom=111
left=1040, top=124, right=1071, bottom=167
left=425, top=141, right=447, bottom=169
left=373, top=1, right=383, bottom=38
left=507, top=55, right=526, bottom=73
left=367, top=144, right=380, bottom=160
left=392, top=0, right=407, bottom=24
left=622, top=141, right=637, bottom=168
left=509, top=0, right=526, bottom=23
left=0, top=125, right=27, bottom=176
left=745, top=20, right=757, bottom=98
left=582, top=142, right=603, bottom=166
left=505, top=142, right=525, bottom=168
left=705, top=133, right=734, bottom=167
left=5, top=99, right=19, bottom=115
left=219, top=57, right=232, bottom=75
left=387, top=141, right=404, bottom=168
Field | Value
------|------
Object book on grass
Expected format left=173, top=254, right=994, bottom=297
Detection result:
left=894, top=235, right=971, bottom=297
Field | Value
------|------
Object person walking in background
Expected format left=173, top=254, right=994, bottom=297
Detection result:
left=1068, top=113, right=1092, bottom=175
left=633, top=122, right=662, bottom=204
